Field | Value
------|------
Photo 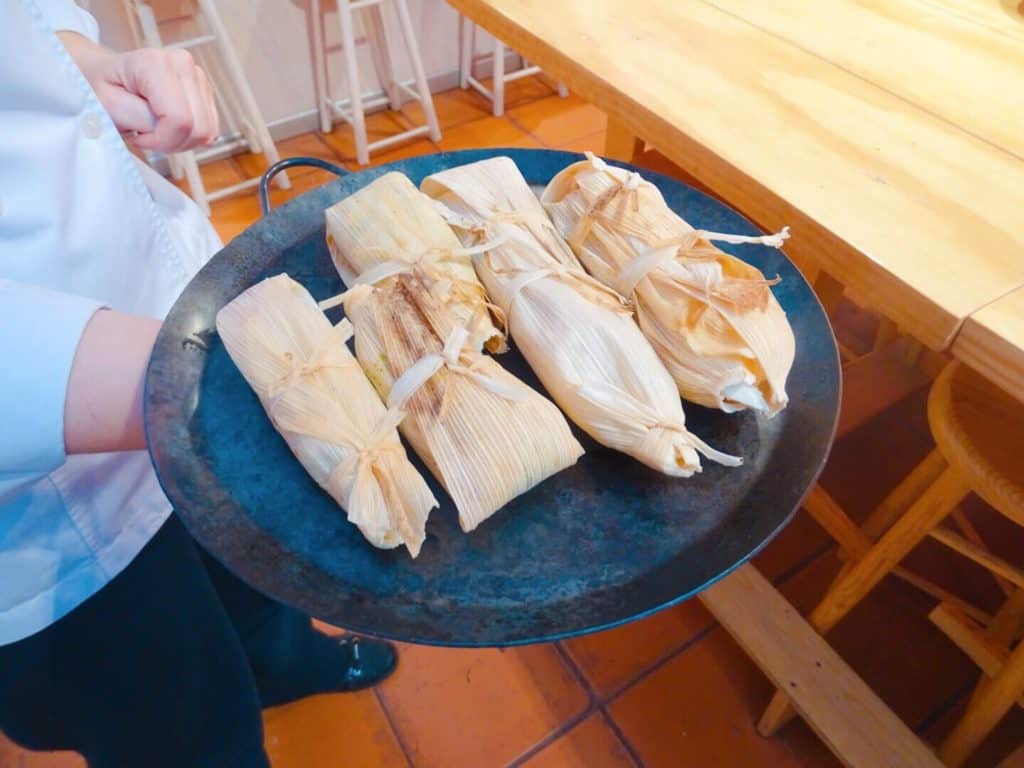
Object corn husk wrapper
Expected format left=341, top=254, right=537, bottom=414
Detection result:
left=214, top=274, right=437, bottom=557
left=341, top=273, right=583, bottom=532
left=420, top=157, right=740, bottom=477
left=541, top=153, right=796, bottom=415
left=325, top=171, right=506, bottom=354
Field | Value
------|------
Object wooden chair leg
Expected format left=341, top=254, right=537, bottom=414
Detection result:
left=198, top=0, right=288, bottom=188
left=874, top=317, right=899, bottom=350
left=813, top=271, right=845, bottom=319
left=940, top=638, right=1024, bottom=767
left=759, top=467, right=971, bottom=736
left=604, top=116, right=643, bottom=163
left=932, top=603, right=1023, bottom=696
left=999, top=745, right=1024, bottom=768
left=337, top=0, right=369, bottom=165
left=391, top=0, right=441, bottom=141
left=990, top=590, right=1024, bottom=646
left=860, top=448, right=947, bottom=541
left=492, top=38, right=506, bottom=116
left=948, top=509, right=1017, bottom=596
left=309, top=0, right=333, bottom=133
left=806, top=483, right=991, bottom=625
left=179, top=150, right=210, bottom=216
left=459, top=14, right=473, bottom=89
left=364, top=4, right=401, bottom=110
left=997, top=742, right=1024, bottom=768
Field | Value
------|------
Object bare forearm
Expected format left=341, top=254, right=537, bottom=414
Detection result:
left=64, top=310, right=161, bottom=453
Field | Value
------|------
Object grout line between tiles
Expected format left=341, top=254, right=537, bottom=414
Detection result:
left=599, top=707, right=646, bottom=768
left=372, top=687, right=416, bottom=768
left=603, top=620, right=719, bottom=707
left=504, top=706, right=596, bottom=768
left=504, top=641, right=602, bottom=767
left=553, top=641, right=599, bottom=706
left=600, top=538, right=837, bottom=708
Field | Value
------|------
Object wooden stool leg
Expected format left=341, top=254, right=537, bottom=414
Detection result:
left=337, top=0, right=369, bottom=165
left=459, top=15, right=473, bottom=89
left=198, top=0, right=288, bottom=188
left=990, top=590, right=1024, bottom=646
left=605, top=116, right=642, bottom=163
left=813, top=271, right=845, bottom=319
left=179, top=150, right=210, bottom=216
left=310, top=0, right=332, bottom=133
left=860, top=448, right=947, bottom=542
left=940, top=638, right=1024, bottom=767
left=759, top=467, right=971, bottom=736
left=874, top=317, right=899, bottom=350
left=997, top=742, right=1024, bottom=768
left=804, top=482, right=989, bottom=624
left=364, top=4, right=400, bottom=110
left=391, top=0, right=441, bottom=141
left=492, top=38, right=505, bottom=116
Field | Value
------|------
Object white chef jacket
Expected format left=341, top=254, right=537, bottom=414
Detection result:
left=0, top=0, right=221, bottom=645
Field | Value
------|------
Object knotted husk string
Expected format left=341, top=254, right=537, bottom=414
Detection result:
left=324, top=171, right=506, bottom=353
left=214, top=275, right=437, bottom=557
left=341, top=274, right=583, bottom=533
left=541, top=152, right=796, bottom=415
left=420, top=156, right=738, bottom=477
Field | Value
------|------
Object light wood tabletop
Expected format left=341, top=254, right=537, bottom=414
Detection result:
left=954, top=288, right=1024, bottom=403
left=706, top=0, right=1024, bottom=159
left=448, top=0, right=1024, bottom=353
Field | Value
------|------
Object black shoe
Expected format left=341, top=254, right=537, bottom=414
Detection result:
left=334, top=635, right=398, bottom=692
left=256, top=631, right=398, bottom=707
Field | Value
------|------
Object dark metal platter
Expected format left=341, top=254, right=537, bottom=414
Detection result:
left=145, top=148, right=839, bottom=647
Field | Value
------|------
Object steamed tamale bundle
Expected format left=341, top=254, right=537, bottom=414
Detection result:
left=341, top=273, right=583, bottom=532
left=215, top=274, right=437, bottom=558
left=421, top=157, right=740, bottom=477
left=542, top=153, right=795, bottom=415
left=325, top=171, right=505, bottom=353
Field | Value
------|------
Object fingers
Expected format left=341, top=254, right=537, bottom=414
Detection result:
left=97, top=87, right=157, bottom=134
left=119, top=48, right=219, bottom=153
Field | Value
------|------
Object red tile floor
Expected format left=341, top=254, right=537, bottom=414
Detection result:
left=3, top=78, right=1022, bottom=768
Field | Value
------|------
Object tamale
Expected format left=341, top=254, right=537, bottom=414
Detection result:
left=325, top=171, right=506, bottom=354
left=342, top=273, right=583, bottom=532
left=542, top=152, right=795, bottom=415
left=421, top=157, right=740, bottom=477
left=215, top=273, right=437, bottom=557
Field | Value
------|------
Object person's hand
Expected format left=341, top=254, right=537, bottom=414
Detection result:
left=58, top=32, right=219, bottom=153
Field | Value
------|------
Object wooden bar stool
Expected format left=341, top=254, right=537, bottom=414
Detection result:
left=121, top=0, right=289, bottom=215
left=458, top=15, right=568, bottom=116
left=309, top=0, right=441, bottom=166
left=758, top=360, right=1024, bottom=766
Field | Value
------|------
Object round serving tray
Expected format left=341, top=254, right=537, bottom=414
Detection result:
left=145, top=148, right=839, bottom=647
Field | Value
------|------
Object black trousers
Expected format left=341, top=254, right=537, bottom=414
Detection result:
left=0, top=513, right=316, bottom=768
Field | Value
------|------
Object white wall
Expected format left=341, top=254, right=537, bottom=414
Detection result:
left=88, top=0, right=504, bottom=138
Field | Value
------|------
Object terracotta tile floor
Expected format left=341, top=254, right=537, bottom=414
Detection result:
left=4, top=79, right=1023, bottom=768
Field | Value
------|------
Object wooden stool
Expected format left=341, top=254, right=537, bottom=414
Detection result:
left=121, top=0, right=289, bottom=215
left=458, top=15, right=568, bottom=116
left=758, top=361, right=1024, bottom=767
left=309, top=0, right=441, bottom=166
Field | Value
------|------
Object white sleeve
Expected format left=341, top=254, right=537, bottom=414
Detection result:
left=0, top=280, right=105, bottom=504
left=35, top=0, right=100, bottom=43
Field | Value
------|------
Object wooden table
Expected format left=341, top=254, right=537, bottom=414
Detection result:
left=449, top=0, right=1024, bottom=354
left=448, top=1, right=1023, bottom=764
left=954, top=287, right=1024, bottom=402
